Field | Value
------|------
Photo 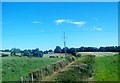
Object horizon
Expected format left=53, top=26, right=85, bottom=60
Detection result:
left=1, top=45, right=118, bottom=51
left=2, top=2, right=118, bottom=51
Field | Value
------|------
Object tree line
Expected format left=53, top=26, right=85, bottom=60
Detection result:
left=1, top=46, right=120, bottom=57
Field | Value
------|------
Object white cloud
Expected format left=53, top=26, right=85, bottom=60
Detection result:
left=93, top=27, right=103, bottom=31
left=55, top=19, right=86, bottom=26
left=55, top=19, right=67, bottom=24
left=32, top=21, right=42, bottom=24
left=69, top=21, right=86, bottom=25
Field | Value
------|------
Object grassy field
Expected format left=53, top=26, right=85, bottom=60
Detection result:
left=78, top=52, right=118, bottom=56
left=43, top=52, right=119, bottom=81
left=93, top=55, right=119, bottom=81
left=2, top=55, right=64, bottom=81
left=43, top=53, right=66, bottom=58
left=1, top=52, right=119, bottom=81
left=79, top=52, right=119, bottom=81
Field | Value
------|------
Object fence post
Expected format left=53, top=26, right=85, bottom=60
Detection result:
left=20, top=77, right=23, bottom=83
left=31, top=73, right=34, bottom=82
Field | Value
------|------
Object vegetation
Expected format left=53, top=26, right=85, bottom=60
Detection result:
left=43, top=53, right=65, bottom=58
left=51, top=55, right=95, bottom=81
left=41, top=52, right=119, bottom=82
left=1, top=46, right=119, bottom=58
left=1, top=47, right=119, bottom=82
left=2, top=46, right=120, bottom=54
left=54, top=46, right=62, bottom=53
left=21, top=56, right=76, bottom=81
left=93, top=54, right=119, bottom=81
left=2, top=56, right=63, bottom=81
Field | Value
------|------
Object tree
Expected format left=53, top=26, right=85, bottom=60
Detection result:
left=48, top=49, right=53, bottom=52
left=23, top=49, right=32, bottom=57
left=54, top=46, right=62, bottom=53
left=78, top=46, right=85, bottom=52
left=4, top=49, right=10, bottom=52
left=98, top=47, right=106, bottom=52
left=10, top=48, right=21, bottom=56
left=68, top=48, right=76, bottom=56
left=61, top=47, right=69, bottom=53
left=33, top=48, right=43, bottom=57
left=44, top=50, right=48, bottom=54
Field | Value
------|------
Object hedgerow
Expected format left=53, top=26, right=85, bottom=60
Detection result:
left=53, top=55, right=95, bottom=81
left=21, top=56, right=76, bottom=81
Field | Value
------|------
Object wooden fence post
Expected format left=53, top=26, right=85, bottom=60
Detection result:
left=31, top=73, right=34, bottom=82
left=20, top=77, right=23, bottom=83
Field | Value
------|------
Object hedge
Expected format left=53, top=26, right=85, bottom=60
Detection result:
left=20, top=56, right=76, bottom=82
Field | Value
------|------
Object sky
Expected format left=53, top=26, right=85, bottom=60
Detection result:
left=1, top=0, right=120, bottom=2
left=2, top=2, right=118, bottom=51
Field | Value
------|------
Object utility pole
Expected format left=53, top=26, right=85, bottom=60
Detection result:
left=64, top=32, right=67, bottom=57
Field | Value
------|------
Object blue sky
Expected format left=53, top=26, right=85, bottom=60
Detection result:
left=2, top=2, right=118, bottom=50
left=2, top=0, right=119, bottom=2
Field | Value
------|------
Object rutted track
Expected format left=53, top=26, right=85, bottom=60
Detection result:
left=41, top=59, right=76, bottom=81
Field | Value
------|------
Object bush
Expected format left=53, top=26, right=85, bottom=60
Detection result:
left=1, top=53, right=9, bottom=57
left=76, top=53, right=81, bottom=58
left=49, top=56, right=56, bottom=58
left=72, top=52, right=76, bottom=57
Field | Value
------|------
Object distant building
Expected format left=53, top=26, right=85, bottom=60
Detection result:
left=48, top=52, right=54, bottom=54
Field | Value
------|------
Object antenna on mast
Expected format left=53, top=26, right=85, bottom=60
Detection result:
left=64, top=32, right=67, bottom=57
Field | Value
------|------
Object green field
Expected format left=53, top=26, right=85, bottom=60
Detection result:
left=78, top=52, right=118, bottom=56
left=43, top=52, right=119, bottom=81
left=93, top=55, right=119, bottom=81
left=1, top=52, right=119, bottom=81
left=2, top=55, right=64, bottom=81
left=43, top=53, right=66, bottom=58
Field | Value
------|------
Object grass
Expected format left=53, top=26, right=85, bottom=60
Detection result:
left=2, top=55, right=64, bottom=81
left=43, top=53, right=66, bottom=58
left=50, top=55, right=95, bottom=81
left=1, top=52, right=119, bottom=81
left=44, top=52, right=119, bottom=82
left=93, top=55, right=119, bottom=81
left=78, top=52, right=118, bottom=56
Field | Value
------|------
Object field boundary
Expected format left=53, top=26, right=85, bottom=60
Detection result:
left=41, top=59, right=76, bottom=81
left=20, top=56, right=76, bottom=82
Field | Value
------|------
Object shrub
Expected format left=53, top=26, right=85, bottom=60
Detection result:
left=1, top=53, right=9, bottom=57
left=49, top=56, right=55, bottom=58
left=76, top=53, right=81, bottom=58
left=44, top=65, right=54, bottom=75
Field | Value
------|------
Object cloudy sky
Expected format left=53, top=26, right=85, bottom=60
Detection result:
left=2, top=2, right=118, bottom=50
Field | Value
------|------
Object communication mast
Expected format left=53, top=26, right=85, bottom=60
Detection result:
left=64, top=32, right=67, bottom=57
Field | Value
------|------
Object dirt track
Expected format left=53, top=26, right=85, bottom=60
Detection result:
left=41, top=60, right=76, bottom=81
